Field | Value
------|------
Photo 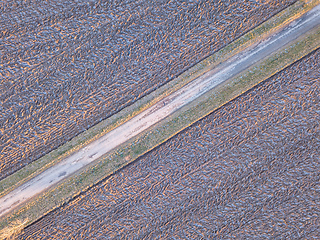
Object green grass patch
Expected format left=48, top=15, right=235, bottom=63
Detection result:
left=1, top=0, right=319, bottom=237
left=0, top=0, right=315, bottom=199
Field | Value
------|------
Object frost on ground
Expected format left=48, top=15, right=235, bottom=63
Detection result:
left=18, top=48, right=320, bottom=239
left=0, top=0, right=295, bottom=179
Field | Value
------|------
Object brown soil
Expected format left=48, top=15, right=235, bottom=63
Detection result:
left=17, top=47, right=320, bottom=239
left=0, top=0, right=296, bottom=180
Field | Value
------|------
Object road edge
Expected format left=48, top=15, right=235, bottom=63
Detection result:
left=0, top=0, right=315, bottom=199
left=1, top=0, right=320, bottom=238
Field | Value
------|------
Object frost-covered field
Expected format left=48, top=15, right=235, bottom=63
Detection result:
left=0, top=0, right=295, bottom=179
left=18, top=48, right=320, bottom=239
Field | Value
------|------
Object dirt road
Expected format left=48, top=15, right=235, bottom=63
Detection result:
left=0, top=4, right=319, bottom=218
left=1, top=0, right=293, bottom=181
left=18, top=42, right=320, bottom=240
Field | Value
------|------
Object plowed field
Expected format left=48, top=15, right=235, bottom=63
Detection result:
left=18, top=48, right=320, bottom=239
left=0, top=0, right=295, bottom=179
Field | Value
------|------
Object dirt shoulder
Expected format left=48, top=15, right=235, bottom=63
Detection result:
left=0, top=1, right=319, bottom=238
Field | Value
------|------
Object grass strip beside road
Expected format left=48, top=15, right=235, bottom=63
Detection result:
left=6, top=28, right=320, bottom=239
left=0, top=0, right=314, bottom=199
left=0, top=0, right=319, bottom=238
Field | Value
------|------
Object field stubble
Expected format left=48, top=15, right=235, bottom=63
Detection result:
left=0, top=0, right=296, bottom=179
left=1, top=1, right=320, bottom=237
left=2, top=0, right=313, bottom=199
left=17, top=46, right=320, bottom=239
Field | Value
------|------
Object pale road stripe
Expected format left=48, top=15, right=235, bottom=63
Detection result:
left=0, top=5, right=319, bottom=218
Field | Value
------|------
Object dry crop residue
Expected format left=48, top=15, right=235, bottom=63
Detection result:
left=0, top=0, right=295, bottom=180
left=18, top=48, right=320, bottom=239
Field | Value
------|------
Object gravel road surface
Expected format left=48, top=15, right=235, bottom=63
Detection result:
left=0, top=0, right=295, bottom=179
left=0, top=4, right=319, bottom=220
left=18, top=45, right=320, bottom=240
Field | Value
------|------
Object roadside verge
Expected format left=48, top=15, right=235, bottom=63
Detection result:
left=0, top=0, right=319, bottom=238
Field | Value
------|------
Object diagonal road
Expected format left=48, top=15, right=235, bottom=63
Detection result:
left=0, top=4, right=319, bottom=218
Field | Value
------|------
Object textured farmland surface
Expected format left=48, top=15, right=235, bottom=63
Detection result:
left=18, top=49, right=320, bottom=239
left=0, top=0, right=296, bottom=180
